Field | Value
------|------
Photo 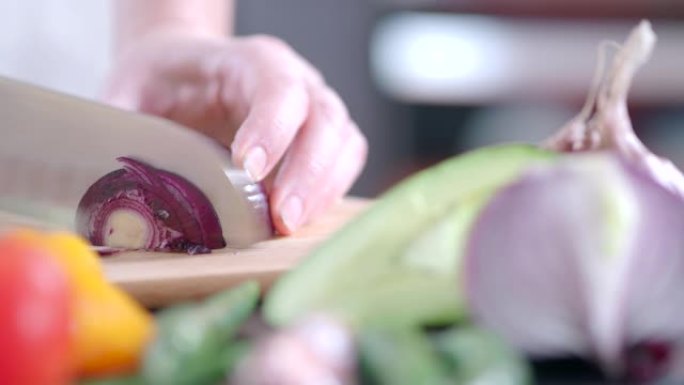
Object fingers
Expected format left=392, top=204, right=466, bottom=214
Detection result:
left=221, top=35, right=367, bottom=234
left=227, top=35, right=325, bottom=181
left=229, top=75, right=310, bottom=181
left=269, top=88, right=367, bottom=235
left=305, top=126, right=368, bottom=223
left=101, top=69, right=177, bottom=117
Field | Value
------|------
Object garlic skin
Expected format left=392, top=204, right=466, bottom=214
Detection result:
left=464, top=153, right=684, bottom=381
left=464, top=20, right=684, bottom=383
left=464, top=155, right=636, bottom=362
left=544, top=21, right=684, bottom=197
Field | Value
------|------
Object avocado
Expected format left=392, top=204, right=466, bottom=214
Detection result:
left=358, top=325, right=531, bottom=385
left=432, top=327, right=531, bottom=385
left=264, top=144, right=554, bottom=327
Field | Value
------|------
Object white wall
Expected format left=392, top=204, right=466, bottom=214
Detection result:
left=0, top=0, right=112, bottom=100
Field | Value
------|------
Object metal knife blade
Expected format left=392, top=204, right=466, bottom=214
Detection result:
left=0, top=76, right=271, bottom=248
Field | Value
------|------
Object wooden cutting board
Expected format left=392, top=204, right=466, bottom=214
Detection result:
left=101, top=197, right=370, bottom=307
left=0, top=197, right=370, bottom=307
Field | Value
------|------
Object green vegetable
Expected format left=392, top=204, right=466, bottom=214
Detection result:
left=79, top=374, right=146, bottom=385
left=433, top=327, right=531, bottom=385
left=143, top=281, right=260, bottom=385
left=358, top=325, right=531, bottom=385
left=81, top=342, right=249, bottom=385
left=358, top=326, right=448, bottom=385
left=264, top=145, right=554, bottom=327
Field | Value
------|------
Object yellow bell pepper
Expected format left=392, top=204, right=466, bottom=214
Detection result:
left=11, top=229, right=155, bottom=378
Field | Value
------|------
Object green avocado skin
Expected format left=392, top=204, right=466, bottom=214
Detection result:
left=358, top=326, right=530, bottom=385
left=264, top=144, right=555, bottom=328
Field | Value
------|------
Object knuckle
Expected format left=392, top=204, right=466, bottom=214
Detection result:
left=350, top=125, right=369, bottom=160
left=313, top=86, right=348, bottom=125
left=320, top=86, right=344, bottom=111
left=304, top=65, right=325, bottom=86
left=248, top=34, right=292, bottom=54
left=268, top=74, right=303, bottom=93
left=305, top=158, right=328, bottom=181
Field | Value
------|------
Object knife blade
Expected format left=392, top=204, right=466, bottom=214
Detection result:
left=0, top=76, right=271, bottom=248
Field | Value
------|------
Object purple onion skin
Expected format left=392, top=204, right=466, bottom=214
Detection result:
left=463, top=153, right=684, bottom=383
left=76, top=157, right=226, bottom=254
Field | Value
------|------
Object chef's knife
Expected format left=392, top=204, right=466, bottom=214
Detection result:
left=0, top=76, right=271, bottom=248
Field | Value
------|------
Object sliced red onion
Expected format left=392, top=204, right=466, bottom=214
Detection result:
left=464, top=153, right=684, bottom=381
left=544, top=20, right=684, bottom=197
left=76, top=157, right=227, bottom=254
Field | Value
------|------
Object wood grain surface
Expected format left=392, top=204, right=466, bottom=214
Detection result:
left=102, top=197, right=370, bottom=307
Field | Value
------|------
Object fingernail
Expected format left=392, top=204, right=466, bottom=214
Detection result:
left=243, top=146, right=267, bottom=180
left=280, top=195, right=303, bottom=232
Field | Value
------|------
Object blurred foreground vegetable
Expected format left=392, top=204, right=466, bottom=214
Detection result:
left=142, top=281, right=259, bottom=385
left=232, top=316, right=357, bottom=385
left=232, top=316, right=529, bottom=385
left=263, top=20, right=684, bottom=384
left=0, top=231, right=73, bottom=385
left=78, top=283, right=260, bottom=385
left=8, top=229, right=155, bottom=379
left=432, top=327, right=530, bottom=385
left=359, top=326, right=529, bottom=385
left=264, top=145, right=554, bottom=327
left=543, top=21, right=684, bottom=197
left=467, top=21, right=684, bottom=383
left=465, top=153, right=684, bottom=381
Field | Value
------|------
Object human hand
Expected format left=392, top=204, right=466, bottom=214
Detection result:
left=103, top=30, right=368, bottom=235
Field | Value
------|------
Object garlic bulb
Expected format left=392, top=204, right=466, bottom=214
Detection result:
left=467, top=21, right=684, bottom=383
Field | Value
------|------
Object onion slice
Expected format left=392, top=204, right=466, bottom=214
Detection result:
left=76, top=157, right=230, bottom=254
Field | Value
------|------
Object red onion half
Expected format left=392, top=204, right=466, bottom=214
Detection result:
left=76, top=157, right=227, bottom=254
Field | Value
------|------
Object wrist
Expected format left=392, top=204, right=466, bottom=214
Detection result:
left=119, top=24, right=225, bottom=53
left=113, top=0, right=231, bottom=56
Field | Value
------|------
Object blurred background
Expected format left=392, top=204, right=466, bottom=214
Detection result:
left=2, top=0, right=684, bottom=198
left=237, top=0, right=684, bottom=198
